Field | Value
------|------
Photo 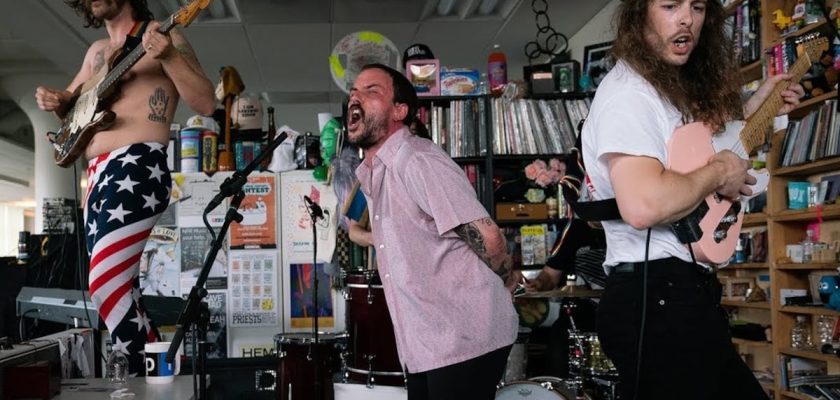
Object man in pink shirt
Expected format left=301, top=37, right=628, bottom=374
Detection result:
left=349, top=63, right=518, bottom=399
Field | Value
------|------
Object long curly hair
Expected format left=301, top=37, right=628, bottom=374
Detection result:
left=64, top=0, right=154, bottom=28
left=612, top=0, right=742, bottom=132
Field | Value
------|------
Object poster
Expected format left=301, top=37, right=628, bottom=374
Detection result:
left=229, top=251, right=279, bottom=327
left=185, top=290, right=228, bottom=359
left=180, top=226, right=228, bottom=294
left=139, top=226, right=181, bottom=297
left=285, top=262, right=335, bottom=330
left=280, top=171, right=324, bottom=262
left=176, top=172, right=230, bottom=227
left=230, top=174, right=277, bottom=249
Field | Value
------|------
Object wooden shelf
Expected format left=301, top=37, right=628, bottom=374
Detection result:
left=790, top=92, right=838, bottom=116
left=743, top=212, right=768, bottom=227
left=767, top=18, right=829, bottom=50
left=740, top=59, right=763, bottom=82
left=776, top=262, right=839, bottom=270
left=721, top=300, right=771, bottom=309
left=773, top=205, right=840, bottom=222
left=779, top=347, right=840, bottom=363
left=725, top=262, right=769, bottom=269
left=779, top=306, right=840, bottom=316
left=774, top=155, right=840, bottom=177
left=732, top=337, right=772, bottom=348
left=781, top=390, right=818, bottom=400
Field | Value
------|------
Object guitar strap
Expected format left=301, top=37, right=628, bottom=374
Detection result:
left=113, top=20, right=149, bottom=66
left=564, top=118, right=622, bottom=222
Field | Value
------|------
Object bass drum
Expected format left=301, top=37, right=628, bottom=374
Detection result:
left=496, top=377, right=576, bottom=399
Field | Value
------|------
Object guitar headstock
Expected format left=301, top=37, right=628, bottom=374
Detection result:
left=799, top=36, right=829, bottom=64
left=173, top=0, right=212, bottom=27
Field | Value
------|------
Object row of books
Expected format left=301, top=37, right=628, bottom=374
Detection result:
left=779, top=100, right=839, bottom=167
left=725, top=0, right=762, bottom=65
left=491, top=98, right=591, bottom=156
left=419, top=97, right=488, bottom=158
left=779, top=354, right=827, bottom=391
left=765, top=37, right=801, bottom=78
left=502, top=224, right=560, bottom=267
left=462, top=164, right=490, bottom=207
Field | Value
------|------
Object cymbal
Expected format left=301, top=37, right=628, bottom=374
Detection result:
left=517, top=285, right=603, bottom=299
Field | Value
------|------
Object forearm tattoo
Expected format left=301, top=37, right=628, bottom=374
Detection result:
left=454, top=218, right=511, bottom=281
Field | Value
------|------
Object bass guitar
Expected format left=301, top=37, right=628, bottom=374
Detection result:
left=48, top=0, right=212, bottom=167
left=667, top=36, right=827, bottom=264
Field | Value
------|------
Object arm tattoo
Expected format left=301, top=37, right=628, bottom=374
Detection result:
left=454, top=217, right=510, bottom=281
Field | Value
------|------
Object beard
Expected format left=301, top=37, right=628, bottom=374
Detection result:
left=349, top=113, right=388, bottom=150
left=89, top=0, right=124, bottom=21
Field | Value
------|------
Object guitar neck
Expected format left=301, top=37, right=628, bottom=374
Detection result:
left=739, top=50, right=814, bottom=154
left=95, top=16, right=178, bottom=98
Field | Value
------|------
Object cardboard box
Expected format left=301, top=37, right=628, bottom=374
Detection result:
left=495, top=202, right=548, bottom=221
left=440, top=69, right=480, bottom=96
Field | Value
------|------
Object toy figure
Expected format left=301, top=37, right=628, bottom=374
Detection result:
left=831, top=0, right=840, bottom=29
left=792, top=0, right=807, bottom=28
left=772, top=9, right=793, bottom=31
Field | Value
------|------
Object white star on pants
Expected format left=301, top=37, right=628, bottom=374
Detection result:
left=107, top=203, right=132, bottom=223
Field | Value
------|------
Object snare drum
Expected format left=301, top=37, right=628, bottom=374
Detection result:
left=568, top=330, right=618, bottom=378
left=274, top=332, right=345, bottom=400
left=344, top=270, right=404, bottom=386
left=495, top=376, right=575, bottom=399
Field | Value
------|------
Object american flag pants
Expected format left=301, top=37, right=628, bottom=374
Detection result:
left=84, top=142, right=171, bottom=375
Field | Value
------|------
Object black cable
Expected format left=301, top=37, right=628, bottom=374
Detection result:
left=633, top=228, right=652, bottom=400
left=19, top=309, right=38, bottom=342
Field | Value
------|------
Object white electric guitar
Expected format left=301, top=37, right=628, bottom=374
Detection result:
left=667, top=36, right=827, bottom=264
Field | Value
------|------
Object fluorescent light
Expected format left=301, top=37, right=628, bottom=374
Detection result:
left=477, top=0, right=498, bottom=15
left=437, top=0, right=456, bottom=16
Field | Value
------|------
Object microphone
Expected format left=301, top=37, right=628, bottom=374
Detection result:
left=303, top=195, right=323, bottom=221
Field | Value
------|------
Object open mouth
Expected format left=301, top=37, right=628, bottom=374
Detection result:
left=672, top=35, right=692, bottom=51
left=347, top=104, right=363, bottom=130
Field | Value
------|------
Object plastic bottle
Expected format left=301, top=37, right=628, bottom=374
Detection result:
left=734, top=240, right=746, bottom=264
left=106, top=349, right=129, bottom=386
left=478, top=73, right=489, bottom=95
left=487, top=44, right=507, bottom=95
left=802, top=229, right=815, bottom=263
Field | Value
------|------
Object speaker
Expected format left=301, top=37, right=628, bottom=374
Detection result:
left=204, top=356, right=277, bottom=400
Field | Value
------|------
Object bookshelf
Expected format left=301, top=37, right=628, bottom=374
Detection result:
left=417, top=92, right=592, bottom=268
left=716, top=1, right=840, bottom=398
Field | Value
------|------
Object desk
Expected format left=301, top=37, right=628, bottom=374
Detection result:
left=58, top=376, right=199, bottom=400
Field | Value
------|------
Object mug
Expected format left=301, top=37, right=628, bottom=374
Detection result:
left=145, top=341, right=181, bottom=384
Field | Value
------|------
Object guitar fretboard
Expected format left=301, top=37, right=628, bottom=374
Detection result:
left=95, top=16, right=177, bottom=99
left=739, top=38, right=824, bottom=154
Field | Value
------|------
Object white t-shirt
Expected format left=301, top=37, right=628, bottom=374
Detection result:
left=582, top=60, right=694, bottom=267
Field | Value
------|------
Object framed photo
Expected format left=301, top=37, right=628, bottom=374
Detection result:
left=724, top=277, right=755, bottom=300
left=583, top=41, right=615, bottom=89
left=552, top=61, right=579, bottom=93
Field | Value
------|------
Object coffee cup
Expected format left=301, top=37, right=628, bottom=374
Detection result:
left=145, top=341, right=181, bottom=384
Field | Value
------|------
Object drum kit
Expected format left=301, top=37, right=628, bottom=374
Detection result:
left=499, top=286, right=622, bottom=400
left=271, top=267, right=620, bottom=400
left=272, top=269, right=404, bottom=400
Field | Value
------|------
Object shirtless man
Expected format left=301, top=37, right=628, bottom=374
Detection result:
left=35, top=0, right=214, bottom=374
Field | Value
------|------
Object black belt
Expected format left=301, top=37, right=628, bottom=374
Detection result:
left=608, top=258, right=715, bottom=276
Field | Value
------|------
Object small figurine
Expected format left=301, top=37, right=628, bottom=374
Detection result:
left=831, top=0, right=840, bottom=29
left=791, top=0, right=807, bottom=28
left=772, top=9, right=793, bottom=31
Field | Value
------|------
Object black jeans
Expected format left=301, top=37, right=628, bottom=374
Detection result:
left=406, top=345, right=511, bottom=400
left=596, top=257, right=767, bottom=400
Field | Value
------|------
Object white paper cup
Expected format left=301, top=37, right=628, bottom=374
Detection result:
left=317, top=112, right=333, bottom=133
left=145, top=341, right=181, bottom=384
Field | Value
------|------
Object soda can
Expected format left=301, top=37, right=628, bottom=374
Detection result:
left=201, top=130, right=218, bottom=174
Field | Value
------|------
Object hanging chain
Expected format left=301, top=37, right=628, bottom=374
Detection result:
left=524, top=0, right=568, bottom=62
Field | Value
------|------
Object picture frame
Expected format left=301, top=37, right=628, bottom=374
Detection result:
left=583, top=41, right=615, bottom=90
left=552, top=60, right=579, bottom=93
left=724, top=277, right=755, bottom=300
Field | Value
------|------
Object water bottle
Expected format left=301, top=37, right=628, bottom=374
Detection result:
left=802, top=229, right=815, bottom=263
left=106, top=349, right=129, bottom=386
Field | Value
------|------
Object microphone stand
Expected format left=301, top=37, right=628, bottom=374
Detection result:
left=166, top=130, right=289, bottom=400
left=303, top=195, right=324, bottom=400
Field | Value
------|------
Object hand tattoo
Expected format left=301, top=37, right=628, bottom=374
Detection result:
left=148, top=87, right=169, bottom=123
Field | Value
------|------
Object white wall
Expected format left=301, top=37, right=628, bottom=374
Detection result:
left=0, top=205, right=25, bottom=257
left=568, top=0, right=620, bottom=64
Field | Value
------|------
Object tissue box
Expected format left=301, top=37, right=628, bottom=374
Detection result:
left=440, top=69, right=480, bottom=96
